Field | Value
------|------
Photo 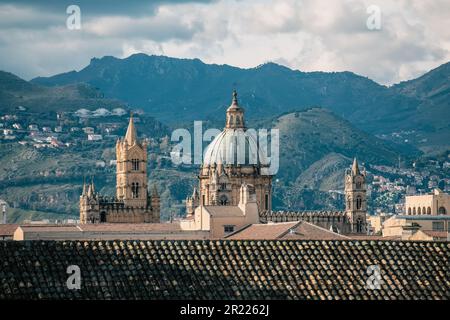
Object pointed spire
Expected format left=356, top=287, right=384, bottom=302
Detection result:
left=352, top=157, right=360, bottom=175
left=87, top=176, right=95, bottom=196
left=124, top=112, right=137, bottom=145
left=82, top=177, right=87, bottom=196
left=232, top=89, right=238, bottom=105
left=151, top=184, right=159, bottom=197
left=192, top=187, right=199, bottom=199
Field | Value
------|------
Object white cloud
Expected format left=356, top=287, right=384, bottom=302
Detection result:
left=0, top=0, right=448, bottom=84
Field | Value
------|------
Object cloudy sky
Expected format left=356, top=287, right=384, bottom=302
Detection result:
left=0, top=0, right=448, bottom=85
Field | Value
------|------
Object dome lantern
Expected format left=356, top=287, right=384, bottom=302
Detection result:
left=226, top=90, right=245, bottom=129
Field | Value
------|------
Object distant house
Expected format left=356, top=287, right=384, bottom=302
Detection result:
left=50, top=139, right=64, bottom=148
left=1, top=115, right=17, bottom=121
left=96, top=160, right=106, bottom=168
left=3, top=129, right=13, bottom=136
left=83, top=127, right=95, bottom=134
left=88, top=134, right=103, bottom=141
left=111, top=108, right=126, bottom=116
left=75, top=109, right=91, bottom=117
left=54, top=126, right=63, bottom=133
left=12, top=123, right=22, bottom=130
left=93, top=108, right=111, bottom=117
left=28, top=124, right=39, bottom=131
left=70, top=127, right=81, bottom=132
left=42, top=127, right=52, bottom=132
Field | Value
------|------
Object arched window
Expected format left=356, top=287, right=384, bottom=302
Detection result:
left=100, top=211, right=107, bottom=223
left=219, top=195, right=228, bottom=206
left=131, top=159, right=140, bottom=171
left=418, top=207, right=421, bottom=214
left=438, top=207, right=447, bottom=215
left=228, top=115, right=234, bottom=126
left=407, top=208, right=411, bottom=215
left=264, top=194, right=269, bottom=210
left=356, top=218, right=363, bottom=233
left=422, top=207, right=426, bottom=215
left=413, top=207, right=416, bottom=215
left=356, top=195, right=362, bottom=210
left=356, top=182, right=362, bottom=189
left=131, top=182, right=139, bottom=198
left=427, top=207, right=431, bottom=215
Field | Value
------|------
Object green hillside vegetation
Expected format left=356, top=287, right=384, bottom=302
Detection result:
left=295, top=153, right=350, bottom=191
left=0, top=71, right=125, bottom=113
left=271, top=108, right=409, bottom=182
left=6, top=207, right=72, bottom=223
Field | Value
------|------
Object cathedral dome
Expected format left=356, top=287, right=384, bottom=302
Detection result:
left=203, top=128, right=267, bottom=166
left=203, top=91, right=267, bottom=167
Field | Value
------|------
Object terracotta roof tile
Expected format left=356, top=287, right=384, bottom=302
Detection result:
left=422, top=231, right=449, bottom=239
left=226, top=222, right=300, bottom=239
left=0, top=224, right=19, bottom=237
left=1, top=240, right=448, bottom=300
left=227, top=222, right=349, bottom=240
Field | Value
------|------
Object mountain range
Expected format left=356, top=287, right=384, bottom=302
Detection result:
left=30, top=53, right=450, bottom=152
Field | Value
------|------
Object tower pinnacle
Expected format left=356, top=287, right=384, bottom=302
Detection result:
left=125, top=112, right=137, bottom=145
left=352, top=157, right=360, bottom=175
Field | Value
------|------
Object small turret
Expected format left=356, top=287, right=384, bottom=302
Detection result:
left=225, top=90, right=245, bottom=129
left=186, top=187, right=200, bottom=217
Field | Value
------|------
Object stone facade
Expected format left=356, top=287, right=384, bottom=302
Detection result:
left=79, top=114, right=160, bottom=224
left=405, top=188, right=449, bottom=216
left=182, top=183, right=260, bottom=238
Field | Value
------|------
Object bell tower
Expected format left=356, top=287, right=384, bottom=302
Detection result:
left=345, top=158, right=367, bottom=233
left=116, top=113, right=148, bottom=208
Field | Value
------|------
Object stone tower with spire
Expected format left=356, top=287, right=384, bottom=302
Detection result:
left=344, top=158, right=367, bottom=233
left=80, top=114, right=160, bottom=224
left=116, top=113, right=148, bottom=208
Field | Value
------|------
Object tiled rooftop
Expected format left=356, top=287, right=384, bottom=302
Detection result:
left=1, top=240, right=449, bottom=300
left=422, top=231, right=449, bottom=239
left=226, top=222, right=349, bottom=240
left=0, top=224, right=19, bottom=237
left=17, top=223, right=182, bottom=232
left=260, top=210, right=346, bottom=223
